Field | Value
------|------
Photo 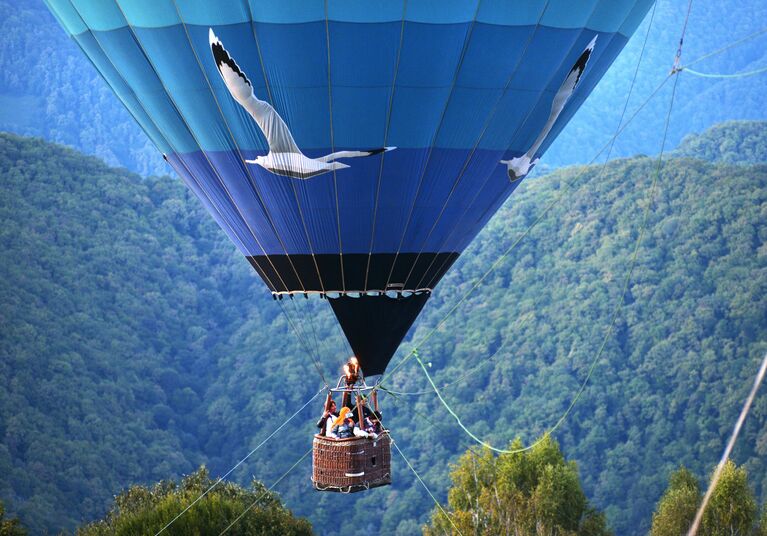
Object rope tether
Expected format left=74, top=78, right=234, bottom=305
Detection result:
left=684, top=26, right=767, bottom=69
left=219, top=447, right=313, bottom=535
left=410, top=59, right=682, bottom=455
left=392, top=437, right=464, bottom=536
left=155, top=387, right=325, bottom=535
left=680, top=65, right=767, bottom=79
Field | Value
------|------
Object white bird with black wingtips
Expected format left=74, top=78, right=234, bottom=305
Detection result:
left=209, top=29, right=395, bottom=180
left=501, top=35, right=597, bottom=181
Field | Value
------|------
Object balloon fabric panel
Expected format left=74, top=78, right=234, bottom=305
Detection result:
left=45, top=0, right=655, bottom=374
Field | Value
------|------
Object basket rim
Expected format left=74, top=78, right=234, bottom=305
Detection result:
left=313, top=431, right=390, bottom=443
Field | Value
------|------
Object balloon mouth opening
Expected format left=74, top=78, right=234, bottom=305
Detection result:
left=330, top=292, right=431, bottom=376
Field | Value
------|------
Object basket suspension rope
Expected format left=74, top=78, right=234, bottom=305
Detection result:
left=682, top=26, right=767, bottom=70
left=154, top=386, right=326, bottom=536
left=301, top=298, right=345, bottom=367
left=286, top=296, right=338, bottom=383
left=278, top=300, right=329, bottom=386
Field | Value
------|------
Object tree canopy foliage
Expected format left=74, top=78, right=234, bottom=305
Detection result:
left=0, top=121, right=766, bottom=534
left=675, top=120, right=767, bottom=164
left=76, top=466, right=311, bottom=536
left=424, top=435, right=610, bottom=536
left=0, top=501, right=26, bottom=536
left=651, top=462, right=765, bottom=536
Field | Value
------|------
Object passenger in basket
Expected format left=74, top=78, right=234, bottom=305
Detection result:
left=353, top=395, right=380, bottom=427
left=316, top=399, right=338, bottom=437
left=330, top=407, right=352, bottom=438
left=363, top=416, right=380, bottom=436
left=332, top=407, right=377, bottom=439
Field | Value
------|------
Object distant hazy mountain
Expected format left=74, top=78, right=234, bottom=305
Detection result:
left=675, top=120, right=767, bottom=164
left=0, top=0, right=166, bottom=175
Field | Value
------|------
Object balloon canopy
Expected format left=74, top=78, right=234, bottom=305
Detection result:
left=46, top=0, right=654, bottom=376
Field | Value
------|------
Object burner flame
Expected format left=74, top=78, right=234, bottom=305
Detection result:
left=343, top=357, right=360, bottom=386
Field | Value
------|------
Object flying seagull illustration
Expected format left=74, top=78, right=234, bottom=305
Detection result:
left=501, top=35, right=597, bottom=181
left=209, top=29, right=395, bottom=180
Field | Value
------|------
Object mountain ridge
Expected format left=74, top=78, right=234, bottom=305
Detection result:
left=0, top=122, right=765, bottom=534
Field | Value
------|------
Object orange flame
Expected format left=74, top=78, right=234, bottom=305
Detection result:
left=343, top=357, right=360, bottom=386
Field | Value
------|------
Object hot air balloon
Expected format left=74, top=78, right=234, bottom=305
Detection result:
left=44, top=0, right=655, bottom=492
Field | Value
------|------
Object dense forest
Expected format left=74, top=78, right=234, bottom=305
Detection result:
left=1, top=0, right=766, bottom=177
left=1, top=121, right=766, bottom=534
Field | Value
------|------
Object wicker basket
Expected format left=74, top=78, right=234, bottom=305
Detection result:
left=312, top=432, right=391, bottom=493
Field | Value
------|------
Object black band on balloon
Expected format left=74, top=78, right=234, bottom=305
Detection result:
left=246, top=252, right=459, bottom=294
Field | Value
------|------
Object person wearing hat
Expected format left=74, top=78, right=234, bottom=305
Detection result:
left=352, top=395, right=382, bottom=433
left=316, top=399, right=338, bottom=437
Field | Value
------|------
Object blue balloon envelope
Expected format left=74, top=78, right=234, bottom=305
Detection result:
left=45, top=0, right=654, bottom=375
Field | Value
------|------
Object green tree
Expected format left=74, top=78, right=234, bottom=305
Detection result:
left=0, top=501, right=26, bottom=536
left=423, top=435, right=610, bottom=536
left=650, top=468, right=700, bottom=536
left=75, top=467, right=312, bottom=536
left=651, top=461, right=759, bottom=536
left=758, top=505, right=767, bottom=536
left=705, top=461, right=758, bottom=536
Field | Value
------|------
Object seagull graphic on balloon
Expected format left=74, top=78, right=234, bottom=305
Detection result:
left=210, top=28, right=594, bottom=184
left=501, top=36, right=597, bottom=181
left=209, top=29, right=395, bottom=180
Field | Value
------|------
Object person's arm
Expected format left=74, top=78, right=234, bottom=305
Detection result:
left=353, top=424, right=378, bottom=439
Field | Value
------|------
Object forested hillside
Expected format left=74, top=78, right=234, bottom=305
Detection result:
left=675, top=120, right=767, bottom=164
left=392, top=123, right=767, bottom=534
left=1, top=122, right=766, bottom=534
left=1, top=0, right=766, bottom=176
